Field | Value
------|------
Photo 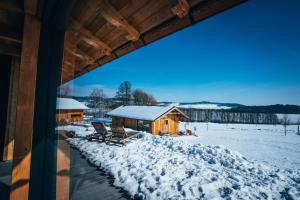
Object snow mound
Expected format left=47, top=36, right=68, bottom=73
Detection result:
left=68, top=134, right=300, bottom=200
left=56, top=124, right=94, bottom=137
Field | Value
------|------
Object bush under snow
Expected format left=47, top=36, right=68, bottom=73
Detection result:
left=68, top=133, right=300, bottom=199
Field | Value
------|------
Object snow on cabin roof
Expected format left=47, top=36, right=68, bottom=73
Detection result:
left=107, top=105, right=186, bottom=121
left=56, top=98, right=89, bottom=110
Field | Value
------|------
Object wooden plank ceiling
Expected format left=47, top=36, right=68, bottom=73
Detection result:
left=0, top=0, right=246, bottom=83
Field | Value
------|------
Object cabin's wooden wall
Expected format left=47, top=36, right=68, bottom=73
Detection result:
left=111, top=115, right=180, bottom=135
left=150, top=114, right=179, bottom=135
left=112, top=117, right=138, bottom=130
left=56, top=110, right=84, bottom=123
left=111, top=117, right=123, bottom=126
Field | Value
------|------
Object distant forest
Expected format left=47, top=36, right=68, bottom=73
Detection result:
left=181, top=109, right=280, bottom=124
left=180, top=104, right=300, bottom=124
left=231, top=105, right=300, bottom=114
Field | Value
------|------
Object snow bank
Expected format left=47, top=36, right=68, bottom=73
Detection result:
left=179, top=122, right=300, bottom=170
left=68, top=134, right=300, bottom=199
left=56, top=124, right=94, bottom=137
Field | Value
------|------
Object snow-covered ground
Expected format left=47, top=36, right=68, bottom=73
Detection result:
left=68, top=133, right=300, bottom=199
left=178, top=122, right=300, bottom=170
left=56, top=123, right=94, bottom=137
left=63, top=122, right=300, bottom=199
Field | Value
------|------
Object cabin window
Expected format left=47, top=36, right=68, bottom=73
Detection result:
left=71, top=114, right=81, bottom=118
left=138, top=120, right=150, bottom=132
left=165, top=120, right=168, bottom=125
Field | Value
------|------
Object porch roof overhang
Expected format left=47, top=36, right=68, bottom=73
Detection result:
left=0, top=0, right=247, bottom=83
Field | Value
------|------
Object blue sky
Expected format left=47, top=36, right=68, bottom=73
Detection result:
left=68, top=0, right=300, bottom=105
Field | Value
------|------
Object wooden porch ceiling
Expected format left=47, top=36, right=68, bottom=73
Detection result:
left=0, top=0, right=246, bottom=83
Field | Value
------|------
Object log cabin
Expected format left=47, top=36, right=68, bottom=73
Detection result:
left=56, top=98, right=89, bottom=123
left=107, top=106, right=188, bottom=135
left=0, top=0, right=246, bottom=199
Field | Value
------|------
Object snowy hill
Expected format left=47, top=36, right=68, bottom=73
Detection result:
left=160, top=101, right=300, bottom=114
left=178, top=103, right=232, bottom=110
left=160, top=101, right=242, bottom=110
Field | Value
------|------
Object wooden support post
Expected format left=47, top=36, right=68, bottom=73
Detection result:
left=3, top=57, right=20, bottom=161
left=28, top=0, right=75, bottom=198
left=56, top=133, right=70, bottom=200
left=10, top=14, right=40, bottom=200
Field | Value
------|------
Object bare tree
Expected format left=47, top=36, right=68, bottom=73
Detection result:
left=116, top=81, right=132, bottom=105
left=132, top=89, right=157, bottom=105
left=90, top=88, right=107, bottom=117
left=281, top=114, right=290, bottom=136
left=297, top=118, right=300, bottom=135
left=58, top=83, right=71, bottom=97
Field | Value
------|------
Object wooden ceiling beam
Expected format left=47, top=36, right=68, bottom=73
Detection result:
left=70, top=18, right=112, bottom=55
left=63, top=59, right=74, bottom=67
left=0, top=27, right=22, bottom=43
left=89, top=0, right=140, bottom=41
left=0, top=40, right=21, bottom=56
left=0, top=0, right=23, bottom=13
left=65, top=46, right=94, bottom=63
left=64, top=30, right=95, bottom=65
left=62, top=64, right=75, bottom=76
left=172, top=0, right=190, bottom=18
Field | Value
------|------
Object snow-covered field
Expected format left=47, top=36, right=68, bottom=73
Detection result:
left=277, top=114, right=300, bottom=124
left=63, top=122, right=300, bottom=199
left=178, top=122, right=300, bottom=170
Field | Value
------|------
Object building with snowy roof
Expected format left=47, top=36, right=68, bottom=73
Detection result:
left=107, top=105, right=188, bottom=135
left=56, top=98, right=89, bottom=123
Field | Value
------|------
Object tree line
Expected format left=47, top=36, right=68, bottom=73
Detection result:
left=115, top=81, right=157, bottom=106
left=87, top=81, right=157, bottom=117
left=181, top=108, right=280, bottom=124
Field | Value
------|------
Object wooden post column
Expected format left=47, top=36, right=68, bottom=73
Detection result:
left=10, top=14, right=41, bottom=200
left=3, top=57, right=20, bottom=161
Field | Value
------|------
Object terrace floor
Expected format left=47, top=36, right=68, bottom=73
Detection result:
left=0, top=142, right=132, bottom=200
left=69, top=144, right=132, bottom=200
left=0, top=160, right=11, bottom=200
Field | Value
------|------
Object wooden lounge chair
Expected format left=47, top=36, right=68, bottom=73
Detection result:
left=87, top=122, right=112, bottom=142
left=108, top=125, right=139, bottom=146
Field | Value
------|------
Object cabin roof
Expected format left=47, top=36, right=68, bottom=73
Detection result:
left=56, top=98, right=89, bottom=110
left=107, top=105, right=187, bottom=121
